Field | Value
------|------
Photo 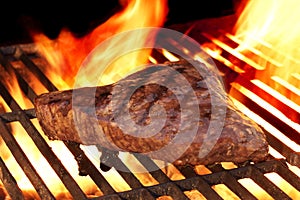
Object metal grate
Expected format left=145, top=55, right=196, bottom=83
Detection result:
left=0, top=43, right=299, bottom=200
left=195, top=30, right=300, bottom=159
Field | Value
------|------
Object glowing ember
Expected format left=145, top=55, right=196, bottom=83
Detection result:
left=233, top=0, right=300, bottom=91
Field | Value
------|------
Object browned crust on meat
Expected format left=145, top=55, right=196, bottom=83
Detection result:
left=34, top=60, right=269, bottom=166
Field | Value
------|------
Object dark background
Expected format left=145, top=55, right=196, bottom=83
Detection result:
left=0, top=0, right=234, bottom=46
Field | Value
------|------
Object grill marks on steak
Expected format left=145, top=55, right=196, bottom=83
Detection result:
left=34, top=60, right=269, bottom=166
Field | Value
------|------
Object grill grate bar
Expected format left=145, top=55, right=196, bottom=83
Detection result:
left=207, top=55, right=300, bottom=165
left=229, top=83, right=300, bottom=157
left=177, top=165, right=198, bottom=178
left=1, top=42, right=299, bottom=199
left=66, top=143, right=118, bottom=196
left=0, top=62, right=89, bottom=198
left=0, top=156, right=24, bottom=200
left=263, top=127, right=300, bottom=167
left=255, top=159, right=300, bottom=192
left=197, top=33, right=300, bottom=144
left=0, top=80, right=88, bottom=199
left=249, top=166, right=292, bottom=199
left=176, top=164, right=225, bottom=199
left=118, top=188, right=157, bottom=200
left=229, top=80, right=300, bottom=142
left=98, top=144, right=191, bottom=199
left=200, top=32, right=300, bottom=124
left=0, top=114, right=55, bottom=199
left=93, top=159, right=299, bottom=199
left=18, top=113, right=89, bottom=199
left=15, top=47, right=58, bottom=92
left=92, top=147, right=147, bottom=191
left=176, top=176, right=223, bottom=200
left=133, top=153, right=191, bottom=199
left=207, top=164, right=258, bottom=200
left=103, top=153, right=144, bottom=189
left=133, top=153, right=174, bottom=183
left=147, top=182, right=189, bottom=200
left=11, top=45, right=124, bottom=197
left=0, top=108, right=35, bottom=123
left=0, top=50, right=38, bottom=105
left=92, top=188, right=156, bottom=200
left=95, top=178, right=223, bottom=200
left=91, top=194, right=122, bottom=200
left=197, top=159, right=300, bottom=199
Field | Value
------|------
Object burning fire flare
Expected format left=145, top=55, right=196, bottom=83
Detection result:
left=233, top=0, right=300, bottom=91
left=31, top=0, right=168, bottom=89
left=231, top=0, right=300, bottom=199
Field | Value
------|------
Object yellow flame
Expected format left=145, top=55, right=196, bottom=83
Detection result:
left=233, top=0, right=300, bottom=86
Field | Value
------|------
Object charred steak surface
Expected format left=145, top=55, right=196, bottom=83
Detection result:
left=34, top=60, right=269, bottom=166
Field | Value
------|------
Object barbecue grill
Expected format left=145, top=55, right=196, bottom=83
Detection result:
left=0, top=1, right=300, bottom=199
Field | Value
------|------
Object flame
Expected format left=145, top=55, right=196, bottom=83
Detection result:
left=228, top=2, right=300, bottom=198
left=226, top=3, right=300, bottom=197
left=232, top=0, right=300, bottom=90
left=0, top=0, right=170, bottom=198
left=2, top=0, right=299, bottom=198
left=31, top=0, right=168, bottom=89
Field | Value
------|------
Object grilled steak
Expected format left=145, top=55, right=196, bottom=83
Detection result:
left=34, top=59, right=269, bottom=166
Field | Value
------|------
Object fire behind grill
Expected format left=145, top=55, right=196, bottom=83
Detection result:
left=0, top=23, right=300, bottom=200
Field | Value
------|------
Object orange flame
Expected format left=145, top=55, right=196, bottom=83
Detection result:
left=30, top=0, right=168, bottom=195
left=31, top=0, right=168, bottom=89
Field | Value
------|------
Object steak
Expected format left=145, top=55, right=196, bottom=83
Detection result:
left=34, top=59, right=269, bottom=166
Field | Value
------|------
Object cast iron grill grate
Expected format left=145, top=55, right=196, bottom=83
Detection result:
left=0, top=43, right=299, bottom=200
